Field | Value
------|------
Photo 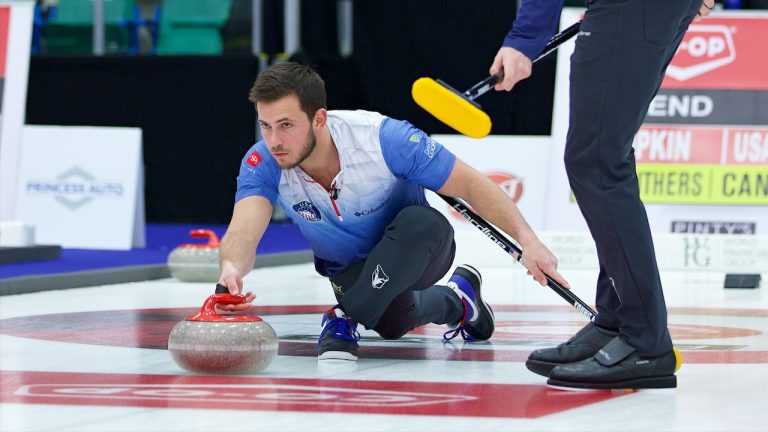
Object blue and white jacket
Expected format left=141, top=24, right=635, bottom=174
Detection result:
left=235, top=110, right=456, bottom=276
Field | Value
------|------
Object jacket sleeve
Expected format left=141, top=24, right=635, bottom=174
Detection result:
left=502, top=0, right=566, bottom=60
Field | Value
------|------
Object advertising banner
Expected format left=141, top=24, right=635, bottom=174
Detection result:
left=15, top=126, right=145, bottom=250
left=547, top=10, right=768, bottom=234
left=426, top=135, right=552, bottom=231
left=453, top=230, right=768, bottom=273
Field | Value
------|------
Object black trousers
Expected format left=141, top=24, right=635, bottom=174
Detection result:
left=328, top=206, right=463, bottom=339
left=565, top=0, right=700, bottom=355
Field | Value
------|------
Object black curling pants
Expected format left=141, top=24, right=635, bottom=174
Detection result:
left=564, top=0, right=701, bottom=355
left=328, top=206, right=463, bottom=340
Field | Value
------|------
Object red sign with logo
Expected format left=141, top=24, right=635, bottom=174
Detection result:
left=662, top=18, right=768, bottom=90
left=634, top=125, right=768, bottom=165
left=449, top=171, right=524, bottom=222
left=486, top=171, right=524, bottom=202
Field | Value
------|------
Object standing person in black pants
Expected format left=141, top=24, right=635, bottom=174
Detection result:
left=490, top=0, right=713, bottom=389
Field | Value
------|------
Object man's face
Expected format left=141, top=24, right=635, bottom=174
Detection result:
left=257, top=94, right=317, bottom=169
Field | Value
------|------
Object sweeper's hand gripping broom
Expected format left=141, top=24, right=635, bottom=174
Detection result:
left=412, top=21, right=581, bottom=138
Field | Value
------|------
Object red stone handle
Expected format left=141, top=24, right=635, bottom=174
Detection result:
left=188, top=229, right=220, bottom=247
left=185, top=293, right=262, bottom=322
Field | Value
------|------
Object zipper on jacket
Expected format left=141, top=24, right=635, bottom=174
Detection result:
left=301, top=174, right=343, bottom=222
left=328, top=178, right=343, bottom=221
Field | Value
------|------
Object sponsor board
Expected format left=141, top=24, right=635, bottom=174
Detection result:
left=15, top=125, right=144, bottom=249
left=548, top=10, right=768, bottom=232
left=454, top=229, right=768, bottom=272
left=632, top=125, right=768, bottom=164
left=446, top=171, right=525, bottom=223
left=427, top=135, right=551, bottom=230
left=665, top=24, right=736, bottom=83
left=644, top=89, right=768, bottom=125
left=636, top=163, right=766, bottom=205
left=631, top=124, right=767, bottom=205
left=662, top=18, right=768, bottom=90
left=550, top=232, right=768, bottom=272
left=670, top=220, right=755, bottom=234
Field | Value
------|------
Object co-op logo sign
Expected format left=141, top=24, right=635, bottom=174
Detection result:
left=487, top=171, right=524, bottom=202
left=666, top=25, right=736, bottom=81
left=25, top=166, right=124, bottom=210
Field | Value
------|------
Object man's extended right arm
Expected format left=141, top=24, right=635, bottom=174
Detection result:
left=218, top=195, right=273, bottom=305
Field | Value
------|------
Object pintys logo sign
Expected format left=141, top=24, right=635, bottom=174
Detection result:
left=25, top=166, right=124, bottom=210
left=666, top=25, right=736, bottom=81
left=449, top=171, right=524, bottom=222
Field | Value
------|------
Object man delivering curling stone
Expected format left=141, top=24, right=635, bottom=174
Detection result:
left=217, top=62, right=569, bottom=361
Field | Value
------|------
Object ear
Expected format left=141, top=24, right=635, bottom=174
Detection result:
left=313, top=108, right=328, bottom=129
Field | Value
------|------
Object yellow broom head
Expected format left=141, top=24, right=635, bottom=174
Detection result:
left=411, top=77, right=492, bottom=139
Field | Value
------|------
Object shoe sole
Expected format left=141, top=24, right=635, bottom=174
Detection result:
left=547, top=375, right=677, bottom=390
left=477, top=298, right=495, bottom=338
left=525, top=359, right=559, bottom=377
left=318, top=351, right=358, bottom=361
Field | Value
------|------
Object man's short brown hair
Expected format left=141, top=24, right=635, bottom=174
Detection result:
left=249, top=62, right=327, bottom=120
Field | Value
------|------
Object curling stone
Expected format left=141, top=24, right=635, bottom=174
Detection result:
left=167, top=229, right=221, bottom=282
left=168, top=286, right=278, bottom=374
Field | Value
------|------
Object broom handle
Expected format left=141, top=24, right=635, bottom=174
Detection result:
left=464, top=21, right=581, bottom=101
left=439, top=194, right=597, bottom=322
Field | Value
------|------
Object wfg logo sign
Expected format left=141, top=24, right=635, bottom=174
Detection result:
left=666, top=25, right=736, bottom=81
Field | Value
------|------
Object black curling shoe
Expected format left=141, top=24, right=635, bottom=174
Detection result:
left=525, top=322, right=619, bottom=377
left=547, top=336, right=679, bottom=390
